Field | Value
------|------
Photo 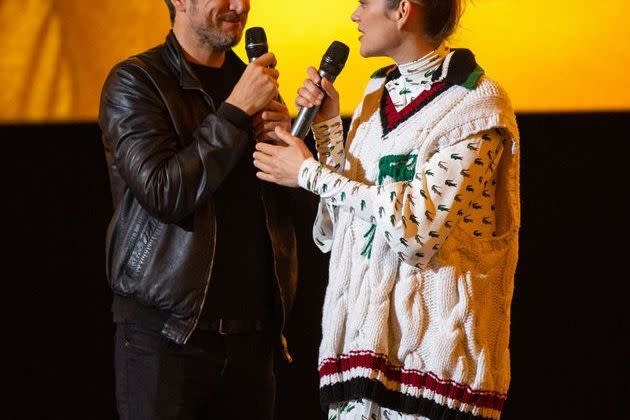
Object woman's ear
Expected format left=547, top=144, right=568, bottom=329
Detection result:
left=396, top=0, right=413, bottom=29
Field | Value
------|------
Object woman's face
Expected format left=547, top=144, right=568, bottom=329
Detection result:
left=351, top=0, right=401, bottom=58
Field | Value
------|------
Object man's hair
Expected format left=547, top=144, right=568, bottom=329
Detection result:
left=164, top=0, right=176, bottom=25
left=387, top=0, right=462, bottom=43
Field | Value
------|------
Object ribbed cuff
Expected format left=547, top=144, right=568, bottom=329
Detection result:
left=217, top=102, right=252, bottom=129
left=311, top=115, right=342, bottom=136
left=312, top=116, right=344, bottom=165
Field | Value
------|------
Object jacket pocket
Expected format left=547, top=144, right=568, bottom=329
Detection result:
left=122, top=214, right=164, bottom=286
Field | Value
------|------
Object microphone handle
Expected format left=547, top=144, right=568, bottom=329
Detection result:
left=291, top=106, right=320, bottom=140
left=291, top=69, right=338, bottom=139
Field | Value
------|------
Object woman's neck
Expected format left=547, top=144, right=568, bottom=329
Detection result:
left=389, top=33, right=439, bottom=65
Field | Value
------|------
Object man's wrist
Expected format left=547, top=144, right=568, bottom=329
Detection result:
left=224, top=98, right=254, bottom=117
left=217, top=102, right=252, bottom=128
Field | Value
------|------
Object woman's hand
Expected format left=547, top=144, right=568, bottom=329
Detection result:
left=296, top=67, right=340, bottom=124
left=253, top=126, right=314, bottom=187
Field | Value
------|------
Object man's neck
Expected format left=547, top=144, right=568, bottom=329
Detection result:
left=172, top=25, right=226, bottom=68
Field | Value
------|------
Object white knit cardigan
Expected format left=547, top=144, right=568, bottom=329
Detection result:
left=298, top=57, right=520, bottom=419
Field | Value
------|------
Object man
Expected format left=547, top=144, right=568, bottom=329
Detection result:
left=98, top=0, right=298, bottom=418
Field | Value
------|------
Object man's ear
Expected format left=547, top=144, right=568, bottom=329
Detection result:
left=170, top=0, right=187, bottom=14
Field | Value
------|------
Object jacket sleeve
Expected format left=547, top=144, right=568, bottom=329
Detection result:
left=298, top=129, right=504, bottom=268
left=99, top=61, right=250, bottom=224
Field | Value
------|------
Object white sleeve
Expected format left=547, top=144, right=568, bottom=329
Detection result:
left=298, top=129, right=504, bottom=267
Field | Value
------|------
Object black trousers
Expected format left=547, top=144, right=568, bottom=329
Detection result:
left=114, top=323, right=276, bottom=420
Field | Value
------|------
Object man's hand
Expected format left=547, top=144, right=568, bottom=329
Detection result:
left=253, top=100, right=291, bottom=143
left=226, top=52, right=279, bottom=116
left=253, top=126, right=313, bottom=187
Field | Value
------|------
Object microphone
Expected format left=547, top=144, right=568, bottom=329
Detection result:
left=291, top=41, right=350, bottom=139
left=245, top=26, right=285, bottom=110
left=245, top=27, right=268, bottom=62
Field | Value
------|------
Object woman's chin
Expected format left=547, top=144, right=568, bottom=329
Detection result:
left=360, top=49, right=377, bottom=59
left=359, top=44, right=371, bottom=58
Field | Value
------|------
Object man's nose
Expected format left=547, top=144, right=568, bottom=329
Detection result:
left=230, top=0, right=249, bottom=15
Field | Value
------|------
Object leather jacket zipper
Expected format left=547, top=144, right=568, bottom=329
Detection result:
left=184, top=200, right=217, bottom=342
left=183, top=87, right=217, bottom=343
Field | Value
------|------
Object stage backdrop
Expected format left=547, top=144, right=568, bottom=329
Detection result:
left=1, top=0, right=629, bottom=122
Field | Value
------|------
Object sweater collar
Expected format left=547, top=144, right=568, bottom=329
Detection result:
left=396, top=43, right=450, bottom=78
left=385, top=43, right=449, bottom=112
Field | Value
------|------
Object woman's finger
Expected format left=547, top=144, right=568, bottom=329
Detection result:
left=253, top=155, right=274, bottom=174
left=306, top=66, right=321, bottom=84
left=256, top=171, right=277, bottom=183
left=255, top=141, right=278, bottom=155
left=295, top=96, right=312, bottom=109
left=274, top=126, right=298, bottom=146
left=253, top=151, right=277, bottom=168
left=304, top=79, right=324, bottom=98
left=298, top=85, right=319, bottom=106
left=320, top=77, right=339, bottom=100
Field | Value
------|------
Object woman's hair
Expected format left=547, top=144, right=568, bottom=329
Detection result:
left=164, top=0, right=176, bottom=25
left=387, top=0, right=463, bottom=44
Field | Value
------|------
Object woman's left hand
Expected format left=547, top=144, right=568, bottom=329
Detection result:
left=253, top=126, right=313, bottom=187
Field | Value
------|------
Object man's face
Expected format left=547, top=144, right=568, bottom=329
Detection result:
left=188, top=0, right=250, bottom=51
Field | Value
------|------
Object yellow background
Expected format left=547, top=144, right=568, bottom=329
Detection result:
left=1, top=0, right=629, bottom=122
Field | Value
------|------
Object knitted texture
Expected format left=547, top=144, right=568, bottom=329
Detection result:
left=302, top=50, right=520, bottom=420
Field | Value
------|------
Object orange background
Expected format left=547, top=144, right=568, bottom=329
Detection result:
left=1, top=0, right=629, bottom=122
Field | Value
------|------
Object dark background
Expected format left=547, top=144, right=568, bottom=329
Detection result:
left=3, top=112, right=628, bottom=419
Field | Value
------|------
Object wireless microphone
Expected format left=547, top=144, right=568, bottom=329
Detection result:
left=245, top=27, right=268, bottom=62
left=290, top=41, right=350, bottom=139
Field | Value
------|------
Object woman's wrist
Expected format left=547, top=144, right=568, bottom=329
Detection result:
left=297, top=157, right=321, bottom=192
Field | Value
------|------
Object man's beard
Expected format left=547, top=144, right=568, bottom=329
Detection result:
left=192, top=22, right=241, bottom=51
left=190, top=4, right=244, bottom=51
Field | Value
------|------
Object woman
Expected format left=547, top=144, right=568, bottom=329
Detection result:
left=253, top=0, right=519, bottom=418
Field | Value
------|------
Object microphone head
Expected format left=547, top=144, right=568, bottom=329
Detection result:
left=320, top=41, right=350, bottom=78
left=245, top=27, right=268, bottom=62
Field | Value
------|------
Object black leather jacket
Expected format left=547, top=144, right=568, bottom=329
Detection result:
left=99, top=31, right=298, bottom=352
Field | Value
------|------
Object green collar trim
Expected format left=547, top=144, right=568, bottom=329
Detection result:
left=461, top=65, right=485, bottom=90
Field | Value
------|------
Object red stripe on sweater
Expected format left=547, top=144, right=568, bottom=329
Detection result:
left=383, top=81, right=449, bottom=133
left=319, top=350, right=506, bottom=411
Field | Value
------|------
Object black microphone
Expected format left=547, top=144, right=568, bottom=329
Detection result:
left=291, top=41, right=350, bottom=139
left=245, top=27, right=285, bottom=110
left=245, top=27, right=268, bottom=62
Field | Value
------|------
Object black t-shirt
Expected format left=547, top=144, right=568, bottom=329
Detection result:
left=188, top=54, right=274, bottom=325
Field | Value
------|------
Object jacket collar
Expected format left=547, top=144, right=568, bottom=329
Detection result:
left=163, top=30, right=247, bottom=91
left=163, top=30, right=204, bottom=90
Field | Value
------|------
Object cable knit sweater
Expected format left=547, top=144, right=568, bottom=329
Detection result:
left=298, top=49, right=520, bottom=420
